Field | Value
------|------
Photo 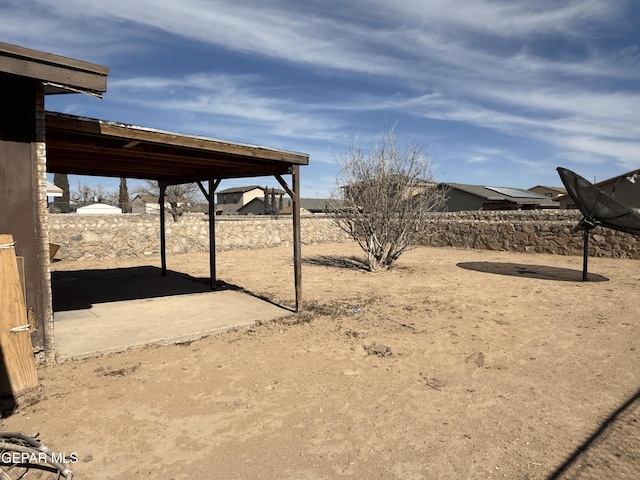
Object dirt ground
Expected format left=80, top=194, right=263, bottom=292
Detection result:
left=2, top=241, right=639, bottom=479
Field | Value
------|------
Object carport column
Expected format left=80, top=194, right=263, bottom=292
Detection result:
left=277, top=166, right=302, bottom=312
left=197, top=179, right=221, bottom=291
left=159, top=181, right=167, bottom=276
left=208, top=179, right=220, bottom=291
left=292, top=165, right=302, bottom=312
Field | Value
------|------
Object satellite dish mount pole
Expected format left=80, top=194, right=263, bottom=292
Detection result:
left=581, top=228, right=589, bottom=282
left=575, top=219, right=595, bottom=282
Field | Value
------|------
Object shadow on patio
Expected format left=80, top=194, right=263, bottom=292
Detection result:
left=51, top=266, right=292, bottom=361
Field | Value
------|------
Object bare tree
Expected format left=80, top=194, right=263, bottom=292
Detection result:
left=71, top=182, right=116, bottom=207
left=328, top=129, right=447, bottom=271
left=135, top=180, right=201, bottom=222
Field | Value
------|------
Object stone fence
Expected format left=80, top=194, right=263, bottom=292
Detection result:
left=48, top=213, right=350, bottom=260
left=422, top=210, right=639, bottom=259
left=48, top=210, right=639, bottom=261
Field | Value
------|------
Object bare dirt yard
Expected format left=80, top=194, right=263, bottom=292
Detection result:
left=2, top=242, right=639, bottom=479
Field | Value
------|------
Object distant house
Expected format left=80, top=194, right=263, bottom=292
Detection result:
left=528, top=185, right=566, bottom=201
left=214, top=186, right=342, bottom=215
left=440, top=183, right=559, bottom=211
left=46, top=181, right=63, bottom=199
left=278, top=204, right=312, bottom=215
left=343, top=177, right=436, bottom=202
left=131, top=194, right=160, bottom=213
left=77, top=203, right=122, bottom=215
left=557, top=168, right=640, bottom=210
left=131, top=194, right=200, bottom=214
left=280, top=198, right=340, bottom=215
left=215, top=185, right=285, bottom=215
left=217, top=186, right=265, bottom=206
left=237, top=197, right=271, bottom=215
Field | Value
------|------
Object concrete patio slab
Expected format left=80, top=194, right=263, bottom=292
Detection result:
left=52, top=267, right=292, bottom=361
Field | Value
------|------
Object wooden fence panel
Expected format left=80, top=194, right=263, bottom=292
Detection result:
left=0, top=233, right=38, bottom=395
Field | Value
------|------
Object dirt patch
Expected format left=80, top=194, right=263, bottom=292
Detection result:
left=2, top=242, right=639, bottom=479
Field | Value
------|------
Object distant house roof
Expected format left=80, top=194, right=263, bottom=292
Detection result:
left=529, top=185, right=566, bottom=194
left=76, top=203, right=122, bottom=215
left=218, top=185, right=286, bottom=196
left=592, top=168, right=640, bottom=190
left=132, top=193, right=192, bottom=204
left=299, top=198, right=332, bottom=212
left=132, top=194, right=158, bottom=203
left=215, top=203, right=241, bottom=215
left=217, top=185, right=264, bottom=195
left=46, top=181, right=63, bottom=197
left=442, top=183, right=559, bottom=210
left=279, top=205, right=312, bottom=215
left=282, top=198, right=340, bottom=213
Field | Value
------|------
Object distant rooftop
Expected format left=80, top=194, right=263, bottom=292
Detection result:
left=442, top=182, right=559, bottom=209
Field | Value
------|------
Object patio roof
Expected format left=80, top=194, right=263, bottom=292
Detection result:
left=45, top=111, right=309, bottom=183
left=0, top=42, right=108, bottom=96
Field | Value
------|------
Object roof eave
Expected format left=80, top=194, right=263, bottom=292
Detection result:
left=0, top=42, right=108, bottom=96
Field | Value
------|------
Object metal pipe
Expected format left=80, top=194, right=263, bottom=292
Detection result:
left=582, top=228, right=589, bottom=281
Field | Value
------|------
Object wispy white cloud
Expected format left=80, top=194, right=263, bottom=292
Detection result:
left=3, top=0, right=638, bottom=188
left=555, top=136, right=640, bottom=164
left=370, top=0, right=619, bottom=38
left=108, top=73, right=349, bottom=145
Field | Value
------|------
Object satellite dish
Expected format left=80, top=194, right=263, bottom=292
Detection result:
left=557, top=167, right=640, bottom=280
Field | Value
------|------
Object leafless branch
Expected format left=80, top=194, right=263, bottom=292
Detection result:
left=327, top=129, right=447, bottom=271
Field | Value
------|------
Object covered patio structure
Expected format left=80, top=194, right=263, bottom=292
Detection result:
left=1, top=42, right=308, bottom=363
left=45, top=111, right=308, bottom=303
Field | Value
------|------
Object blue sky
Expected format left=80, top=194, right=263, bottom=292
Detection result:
left=3, top=0, right=640, bottom=198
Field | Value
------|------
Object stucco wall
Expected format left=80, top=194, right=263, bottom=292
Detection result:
left=48, top=210, right=640, bottom=261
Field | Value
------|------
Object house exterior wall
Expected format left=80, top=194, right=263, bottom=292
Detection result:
left=131, top=197, right=154, bottom=214
left=217, top=193, right=237, bottom=204
left=0, top=75, right=52, bottom=360
left=444, top=189, right=486, bottom=212
left=215, top=188, right=287, bottom=214
left=558, top=176, right=639, bottom=211
left=528, top=186, right=562, bottom=199
left=558, top=196, right=577, bottom=210
left=241, top=188, right=264, bottom=205
left=597, top=180, right=640, bottom=210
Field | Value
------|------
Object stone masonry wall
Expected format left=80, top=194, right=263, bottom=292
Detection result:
left=48, top=210, right=640, bottom=261
left=48, top=213, right=350, bottom=260
left=421, top=210, right=640, bottom=259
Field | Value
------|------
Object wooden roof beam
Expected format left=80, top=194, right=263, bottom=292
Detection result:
left=0, top=42, right=108, bottom=96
